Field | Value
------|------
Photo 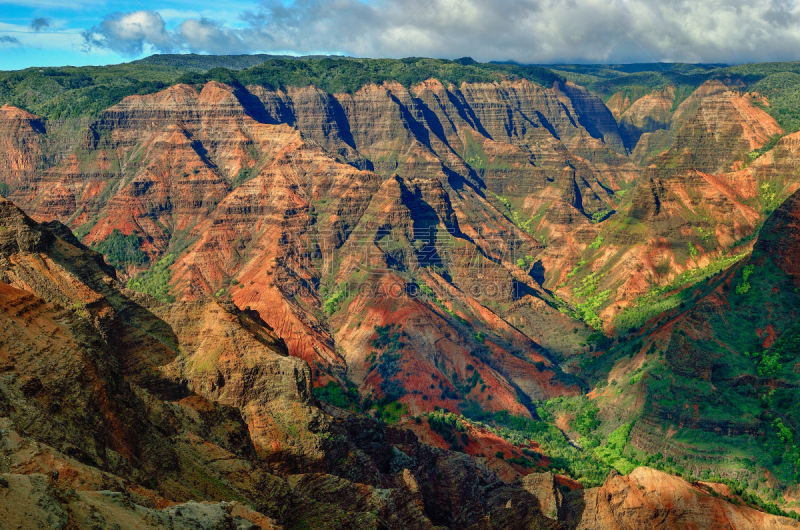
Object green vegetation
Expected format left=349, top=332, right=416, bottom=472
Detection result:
left=573, top=401, right=601, bottom=436
left=742, top=319, right=800, bottom=377
left=688, top=242, right=699, bottom=261
left=127, top=253, right=176, bottom=303
left=572, top=271, right=612, bottom=330
left=313, top=381, right=353, bottom=409
left=92, top=229, right=148, bottom=269
left=232, top=166, right=257, bottom=188
left=459, top=399, right=614, bottom=486
left=374, top=400, right=408, bottom=424
left=587, top=236, right=605, bottom=250
left=750, top=71, right=800, bottom=132
left=596, top=248, right=800, bottom=505
left=133, top=53, right=280, bottom=72
left=428, top=409, right=467, bottom=438
left=746, top=134, right=784, bottom=161
left=180, top=57, right=563, bottom=96
left=593, top=423, right=636, bottom=474
left=0, top=56, right=563, bottom=121
left=566, top=259, right=586, bottom=279
left=736, top=264, right=756, bottom=295
left=0, top=64, right=181, bottom=119
left=758, top=349, right=784, bottom=376
left=72, top=301, right=89, bottom=319
left=487, top=191, right=541, bottom=234
left=613, top=253, right=746, bottom=333
left=760, top=182, right=780, bottom=213
left=323, top=287, right=347, bottom=315
left=369, top=324, right=407, bottom=401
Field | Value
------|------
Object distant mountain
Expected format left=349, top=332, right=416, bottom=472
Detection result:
left=131, top=52, right=350, bottom=71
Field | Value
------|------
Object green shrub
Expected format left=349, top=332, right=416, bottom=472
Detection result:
left=374, top=401, right=408, bottom=424
left=323, top=288, right=347, bottom=315
left=588, top=236, right=605, bottom=249
left=736, top=264, right=755, bottom=295
left=93, top=229, right=147, bottom=269
left=573, top=402, right=601, bottom=436
left=313, top=381, right=351, bottom=408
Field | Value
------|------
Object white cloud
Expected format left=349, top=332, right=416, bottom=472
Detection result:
left=178, top=19, right=249, bottom=54
left=80, top=0, right=800, bottom=63
left=82, top=11, right=175, bottom=55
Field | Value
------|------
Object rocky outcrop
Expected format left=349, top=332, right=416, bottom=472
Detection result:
left=563, top=467, right=799, bottom=529
left=615, top=86, right=675, bottom=150
left=0, top=476, right=280, bottom=530
left=0, top=105, right=44, bottom=195
left=521, top=471, right=563, bottom=519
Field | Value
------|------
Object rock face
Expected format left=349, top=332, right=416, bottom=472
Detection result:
left=655, top=81, right=782, bottom=175
left=540, top=81, right=793, bottom=331
left=0, top=104, right=44, bottom=194
left=521, top=471, right=563, bottom=519
left=1, top=74, right=787, bottom=356
left=564, top=468, right=799, bottom=530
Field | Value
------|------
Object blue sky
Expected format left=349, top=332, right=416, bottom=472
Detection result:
left=2, top=0, right=800, bottom=70
left=0, top=0, right=275, bottom=70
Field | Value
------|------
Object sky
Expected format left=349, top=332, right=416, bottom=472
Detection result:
left=2, top=0, right=800, bottom=70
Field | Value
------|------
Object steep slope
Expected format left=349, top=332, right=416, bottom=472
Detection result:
left=0, top=104, right=44, bottom=195
left=2, top=72, right=795, bottom=423
left=541, top=81, right=790, bottom=332
left=653, top=81, right=782, bottom=174
left=579, top=188, right=800, bottom=513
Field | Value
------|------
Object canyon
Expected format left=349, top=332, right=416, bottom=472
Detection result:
left=2, top=56, right=800, bottom=527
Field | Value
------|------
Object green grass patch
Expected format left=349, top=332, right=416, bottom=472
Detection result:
left=374, top=400, right=408, bottom=424
left=127, top=253, right=176, bottom=303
